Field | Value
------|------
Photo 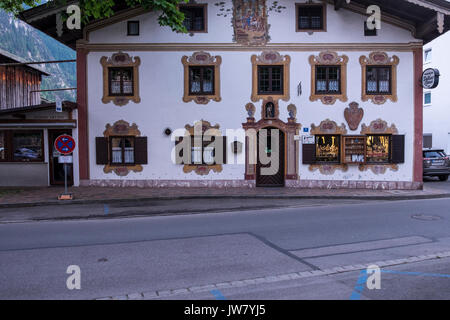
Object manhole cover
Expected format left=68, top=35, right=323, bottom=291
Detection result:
left=411, top=214, right=443, bottom=221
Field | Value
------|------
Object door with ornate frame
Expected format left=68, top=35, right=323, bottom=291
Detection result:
left=256, top=127, right=285, bottom=187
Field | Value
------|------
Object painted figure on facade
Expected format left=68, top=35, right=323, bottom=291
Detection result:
left=233, top=0, right=269, bottom=45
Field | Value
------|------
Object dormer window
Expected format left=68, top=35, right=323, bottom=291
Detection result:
left=296, top=3, right=326, bottom=32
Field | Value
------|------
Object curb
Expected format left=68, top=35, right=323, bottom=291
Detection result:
left=95, top=251, right=450, bottom=300
left=1, top=192, right=450, bottom=209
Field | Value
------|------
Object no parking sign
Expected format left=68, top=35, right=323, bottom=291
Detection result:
left=54, top=135, right=76, bottom=155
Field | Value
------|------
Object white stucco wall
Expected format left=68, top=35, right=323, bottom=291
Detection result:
left=89, top=1, right=416, bottom=44
left=85, top=0, right=418, bottom=183
left=423, top=31, right=450, bottom=154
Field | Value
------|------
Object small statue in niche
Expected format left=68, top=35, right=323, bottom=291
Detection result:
left=265, top=102, right=275, bottom=118
left=245, top=103, right=256, bottom=118
left=287, top=104, right=297, bottom=120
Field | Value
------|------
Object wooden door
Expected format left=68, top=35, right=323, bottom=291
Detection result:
left=256, top=127, right=285, bottom=187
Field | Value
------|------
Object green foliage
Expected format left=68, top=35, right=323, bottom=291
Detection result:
left=0, top=0, right=189, bottom=33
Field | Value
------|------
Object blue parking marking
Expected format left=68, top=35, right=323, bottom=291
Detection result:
left=349, top=269, right=368, bottom=300
left=210, top=289, right=226, bottom=300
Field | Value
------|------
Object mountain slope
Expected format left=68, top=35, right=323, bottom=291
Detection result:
left=0, top=9, right=76, bottom=102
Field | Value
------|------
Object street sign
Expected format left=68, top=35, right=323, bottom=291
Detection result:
left=58, top=155, right=73, bottom=164
left=56, top=97, right=62, bottom=112
left=422, top=68, right=440, bottom=89
left=54, top=135, right=76, bottom=155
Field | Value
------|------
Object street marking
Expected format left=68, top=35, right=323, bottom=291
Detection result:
left=349, top=269, right=368, bottom=300
left=97, top=250, right=450, bottom=300
left=210, top=290, right=227, bottom=300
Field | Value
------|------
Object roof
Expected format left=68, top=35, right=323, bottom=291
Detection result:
left=18, top=0, right=450, bottom=48
left=0, top=101, right=77, bottom=116
left=0, top=48, right=50, bottom=76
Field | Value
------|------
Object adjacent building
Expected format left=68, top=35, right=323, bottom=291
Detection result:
left=17, top=0, right=450, bottom=189
left=0, top=48, right=77, bottom=186
left=423, top=30, right=450, bottom=153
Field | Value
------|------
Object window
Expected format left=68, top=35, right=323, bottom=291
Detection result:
left=0, top=130, right=44, bottom=162
left=315, top=66, right=341, bottom=94
left=366, top=135, right=391, bottom=163
left=108, top=67, right=134, bottom=96
left=189, top=66, right=214, bottom=95
left=296, top=3, right=326, bottom=31
left=180, top=4, right=207, bottom=32
left=127, top=21, right=139, bottom=36
left=258, top=65, right=283, bottom=95
left=364, top=22, right=377, bottom=36
left=424, top=49, right=432, bottom=64
left=315, top=135, right=340, bottom=163
left=366, top=66, right=391, bottom=95
left=110, top=136, right=135, bottom=165
left=423, top=134, right=433, bottom=149
left=191, top=135, right=216, bottom=165
left=424, top=92, right=432, bottom=106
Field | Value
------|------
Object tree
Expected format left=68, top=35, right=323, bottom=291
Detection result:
left=0, top=0, right=189, bottom=33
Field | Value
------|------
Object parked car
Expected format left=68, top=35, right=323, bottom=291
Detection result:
left=423, top=149, right=450, bottom=181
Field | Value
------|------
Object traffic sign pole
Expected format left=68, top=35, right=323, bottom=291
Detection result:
left=54, top=135, right=76, bottom=200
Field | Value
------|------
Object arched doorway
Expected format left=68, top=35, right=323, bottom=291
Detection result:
left=256, top=127, right=285, bottom=187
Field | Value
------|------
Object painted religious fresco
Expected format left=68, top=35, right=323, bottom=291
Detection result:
left=232, top=0, right=269, bottom=45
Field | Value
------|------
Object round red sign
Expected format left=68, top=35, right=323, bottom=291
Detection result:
left=54, top=135, right=76, bottom=155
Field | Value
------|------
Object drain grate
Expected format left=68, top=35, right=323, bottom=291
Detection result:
left=411, top=214, right=443, bottom=221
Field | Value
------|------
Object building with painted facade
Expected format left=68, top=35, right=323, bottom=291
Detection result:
left=18, top=0, right=450, bottom=189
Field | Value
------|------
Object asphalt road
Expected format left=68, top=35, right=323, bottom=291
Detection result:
left=0, top=196, right=449, bottom=300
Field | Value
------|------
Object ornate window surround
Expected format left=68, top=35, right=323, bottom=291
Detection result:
left=309, top=51, right=348, bottom=105
left=100, top=52, right=141, bottom=106
left=360, top=52, right=399, bottom=105
left=359, top=118, right=399, bottom=174
left=309, top=119, right=348, bottom=175
left=182, top=52, right=221, bottom=105
left=102, top=120, right=143, bottom=176
left=251, top=51, right=290, bottom=103
left=178, top=120, right=224, bottom=175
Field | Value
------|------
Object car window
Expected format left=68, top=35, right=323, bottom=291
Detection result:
left=423, top=151, right=446, bottom=158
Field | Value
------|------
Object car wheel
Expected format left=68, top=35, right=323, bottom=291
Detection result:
left=438, top=175, right=449, bottom=181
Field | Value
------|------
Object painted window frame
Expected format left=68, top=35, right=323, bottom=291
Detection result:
left=360, top=52, right=399, bottom=105
left=101, top=52, right=141, bottom=106
left=309, top=52, right=348, bottom=105
left=251, top=51, right=290, bottom=103
left=295, top=3, right=327, bottom=32
left=182, top=52, right=221, bottom=104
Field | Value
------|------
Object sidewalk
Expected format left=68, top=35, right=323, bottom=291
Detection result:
left=1, top=183, right=450, bottom=208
